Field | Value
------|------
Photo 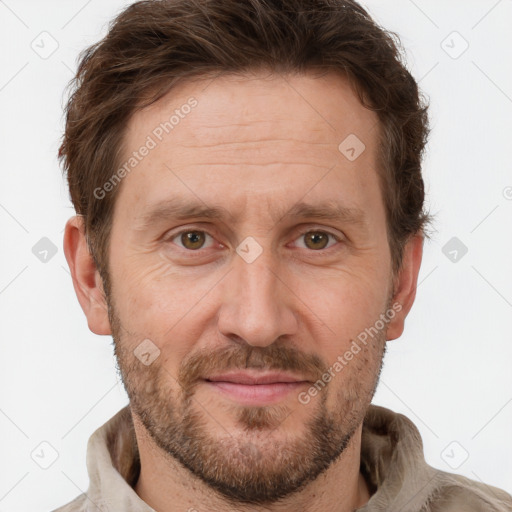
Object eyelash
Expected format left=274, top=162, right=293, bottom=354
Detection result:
left=165, top=227, right=343, bottom=255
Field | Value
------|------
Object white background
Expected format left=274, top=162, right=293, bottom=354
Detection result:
left=1, top=1, right=511, bottom=510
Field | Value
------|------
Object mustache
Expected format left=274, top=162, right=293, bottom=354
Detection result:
left=177, top=343, right=327, bottom=392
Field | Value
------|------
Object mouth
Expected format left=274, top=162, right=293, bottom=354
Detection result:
left=202, top=371, right=310, bottom=405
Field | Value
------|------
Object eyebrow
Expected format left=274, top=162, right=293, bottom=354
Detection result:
left=134, top=197, right=367, bottom=231
left=282, top=201, right=367, bottom=229
left=134, top=197, right=235, bottom=231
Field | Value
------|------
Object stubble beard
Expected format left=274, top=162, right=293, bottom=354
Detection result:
left=106, top=289, right=387, bottom=506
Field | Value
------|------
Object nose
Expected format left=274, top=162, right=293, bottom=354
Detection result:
left=217, top=244, right=299, bottom=347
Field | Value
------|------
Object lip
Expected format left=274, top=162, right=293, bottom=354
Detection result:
left=203, top=371, right=310, bottom=405
left=205, top=371, right=308, bottom=385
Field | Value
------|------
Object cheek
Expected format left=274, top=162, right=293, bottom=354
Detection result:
left=110, top=258, right=222, bottom=359
left=109, top=258, right=182, bottom=341
left=296, top=267, right=389, bottom=341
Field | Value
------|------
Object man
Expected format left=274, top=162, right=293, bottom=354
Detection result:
left=55, top=0, right=512, bottom=511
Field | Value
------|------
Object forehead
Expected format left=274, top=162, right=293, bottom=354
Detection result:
left=126, top=69, right=377, bottom=151
left=114, top=70, right=383, bottom=226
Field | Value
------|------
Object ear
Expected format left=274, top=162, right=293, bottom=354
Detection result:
left=63, top=216, right=112, bottom=335
left=386, top=234, right=424, bottom=341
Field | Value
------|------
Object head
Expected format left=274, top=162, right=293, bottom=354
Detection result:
left=62, top=0, right=430, bottom=506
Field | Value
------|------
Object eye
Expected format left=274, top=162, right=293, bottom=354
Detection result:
left=165, top=228, right=342, bottom=254
left=293, top=230, right=341, bottom=251
left=169, top=229, right=215, bottom=251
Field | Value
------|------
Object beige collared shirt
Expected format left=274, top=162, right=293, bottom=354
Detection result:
left=52, top=404, right=512, bottom=512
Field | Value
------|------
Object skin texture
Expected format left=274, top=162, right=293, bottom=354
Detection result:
left=64, top=70, right=423, bottom=512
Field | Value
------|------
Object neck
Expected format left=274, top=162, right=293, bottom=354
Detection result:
left=132, top=414, right=371, bottom=512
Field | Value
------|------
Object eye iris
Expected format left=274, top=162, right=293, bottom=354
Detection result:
left=305, top=232, right=328, bottom=250
left=181, top=231, right=205, bottom=250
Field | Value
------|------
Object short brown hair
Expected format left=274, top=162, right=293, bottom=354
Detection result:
left=60, top=0, right=431, bottom=284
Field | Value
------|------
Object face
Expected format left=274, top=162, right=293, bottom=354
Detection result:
left=104, top=70, right=395, bottom=505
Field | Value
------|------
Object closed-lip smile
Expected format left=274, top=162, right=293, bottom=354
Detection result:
left=203, top=371, right=310, bottom=404
left=204, top=371, right=309, bottom=385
